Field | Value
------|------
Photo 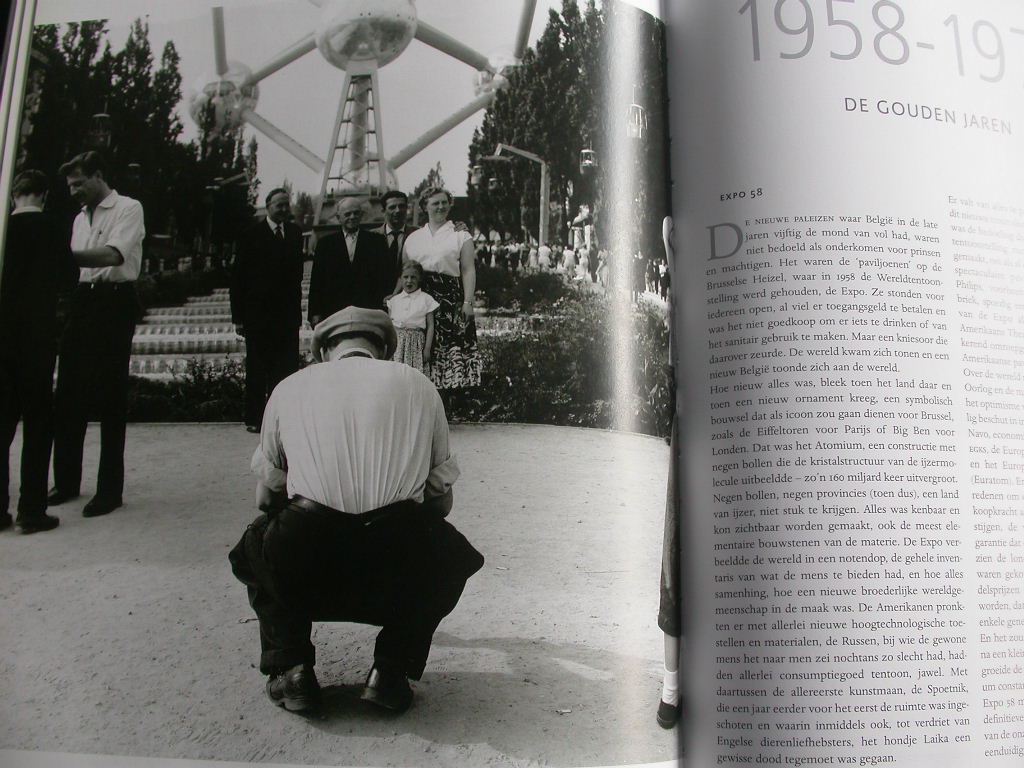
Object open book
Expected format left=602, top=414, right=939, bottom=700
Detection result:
left=2, top=0, right=1022, bottom=767
left=669, top=0, right=1024, bottom=765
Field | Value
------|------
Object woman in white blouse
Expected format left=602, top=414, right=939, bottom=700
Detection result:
left=402, top=187, right=481, bottom=389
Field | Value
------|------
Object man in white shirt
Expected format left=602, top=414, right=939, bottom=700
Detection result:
left=49, top=151, right=145, bottom=519
left=229, top=307, right=483, bottom=714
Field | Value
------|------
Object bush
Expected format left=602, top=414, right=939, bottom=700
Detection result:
left=475, top=265, right=570, bottom=312
left=451, top=288, right=672, bottom=437
left=127, top=358, right=244, bottom=421
left=135, top=268, right=231, bottom=310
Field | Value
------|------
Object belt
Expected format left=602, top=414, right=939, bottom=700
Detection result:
left=287, top=494, right=418, bottom=526
left=77, top=281, right=135, bottom=292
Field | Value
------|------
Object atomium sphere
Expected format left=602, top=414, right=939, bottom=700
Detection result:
left=187, top=62, right=259, bottom=134
left=315, top=0, right=417, bottom=71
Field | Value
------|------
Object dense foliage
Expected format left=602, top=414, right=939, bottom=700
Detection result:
left=467, top=0, right=670, bottom=260
left=475, top=264, right=570, bottom=313
left=453, top=288, right=671, bottom=437
left=20, top=20, right=256, bottom=250
left=128, top=358, right=245, bottom=422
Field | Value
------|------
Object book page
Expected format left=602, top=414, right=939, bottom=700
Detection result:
left=668, top=0, right=1024, bottom=765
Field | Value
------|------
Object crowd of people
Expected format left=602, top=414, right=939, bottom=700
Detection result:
left=473, top=237, right=670, bottom=301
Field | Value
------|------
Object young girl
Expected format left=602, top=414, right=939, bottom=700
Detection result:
left=386, top=260, right=440, bottom=375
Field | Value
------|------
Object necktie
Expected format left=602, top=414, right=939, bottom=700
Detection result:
left=275, top=225, right=284, bottom=240
left=389, top=232, right=400, bottom=264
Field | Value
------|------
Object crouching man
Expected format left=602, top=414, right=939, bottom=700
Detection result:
left=229, top=307, right=484, bottom=713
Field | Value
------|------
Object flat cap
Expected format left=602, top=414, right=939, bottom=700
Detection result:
left=311, top=307, right=397, bottom=362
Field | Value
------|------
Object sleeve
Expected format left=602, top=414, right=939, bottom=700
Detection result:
left=424, top=386, right=460, bottom=499
left=104, top=199, right=145, bottom=264
left=250, top=392, right=288, bottom=492
left=422, top=292, right=440, bottom=313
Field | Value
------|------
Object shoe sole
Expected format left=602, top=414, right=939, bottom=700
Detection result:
left=83, top=503, right=122, bottom=518
left=360, top=688, right=412, bottom=713
left=18, top=522, right=60, bottom=535
left=266, top=689, right=318, bottom=712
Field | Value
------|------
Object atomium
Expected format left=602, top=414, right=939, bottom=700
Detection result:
left=315, top=0, right=417, bottom=71
left=188, top=62, right=259, bottom=135
left=191, top=1, right=538, bottom=222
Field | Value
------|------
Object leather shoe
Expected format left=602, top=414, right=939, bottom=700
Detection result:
left=17, top=513, right=60, bottom=535
left=0, top=511, right=12, bottom=531
left=266, top=664, right=320, bottom=712
left=82, top=496, right=122, bottom=518
left=361, top=665, right=413, bottom=713
left=656, top=699, right=680, bottom=729
left=47, top=487, right=80, bottom=506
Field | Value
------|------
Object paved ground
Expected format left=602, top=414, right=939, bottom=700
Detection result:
left=0, top=422, right=676, bottom=768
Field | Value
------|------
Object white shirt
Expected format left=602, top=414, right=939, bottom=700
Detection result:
left=343, top=229, right=359, bottom=256
left=74, top=190, right=144, bottom=283
left=386, top=289, right=440, bottom=330
left=403, top=221, right=471, bottom=277
left=251, top=356, right=459, bottom=513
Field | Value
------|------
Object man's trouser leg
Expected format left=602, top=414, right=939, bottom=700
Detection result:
left=353, top=515, right=481, bottom=679
left=96, top=288, right=136, bottom=500
left=230, top=501, right=482, bottom=678
left=52, top=296, right=90, bottom=496
left=6, top=347, right=57, bottom=516
left=0, top=350, right=18, bottom=516
left=266, top=325, right=299, bottom=400
left=229, top=512, right=318, bottom=674
left=244, top=331, right=270, bottom=429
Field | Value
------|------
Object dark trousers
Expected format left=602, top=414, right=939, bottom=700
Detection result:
left=243, top=325, right=299, bottom=428
left=53, top=283, right=138, bottom=499
left=229, top=497, right=484, bottom=678
left=0, top=343, right=56, bottom=518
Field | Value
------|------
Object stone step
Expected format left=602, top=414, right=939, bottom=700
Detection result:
left=145, top=300, right=309, bottom=317
left=135, top=323, right=237, bottom=335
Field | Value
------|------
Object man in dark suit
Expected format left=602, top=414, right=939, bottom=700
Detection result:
left=1, top=170, right=77, bottom=533
left=306, top=196, right=391, bottom=327
left=230, top=187, right=305, bottom=432
left=371, top=190, right=418, bottom=288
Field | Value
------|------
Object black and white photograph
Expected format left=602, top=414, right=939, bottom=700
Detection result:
left=0, top=1, right=676, bottom=767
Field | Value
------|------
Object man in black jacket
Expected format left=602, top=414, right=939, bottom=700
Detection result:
left=230, top=187, right=305, bottom=432
left=370, top=190, right=418, bottom=289
left=306, top=196, right=390, bottom=326
left=1, top=170, right=76, bottom=533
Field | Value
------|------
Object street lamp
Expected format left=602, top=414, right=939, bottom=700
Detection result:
left=482, top=142, right=549, bottom=245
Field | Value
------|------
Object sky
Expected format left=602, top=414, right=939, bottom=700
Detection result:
left=31, top=0, right=587, bottom=198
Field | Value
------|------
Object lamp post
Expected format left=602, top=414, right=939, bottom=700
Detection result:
left=482, top=142, right=549, bottom=246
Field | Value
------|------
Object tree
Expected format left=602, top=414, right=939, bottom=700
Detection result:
left=467, top=0, right=669, bottom=259
left=19, top=19, right=258, bottom=260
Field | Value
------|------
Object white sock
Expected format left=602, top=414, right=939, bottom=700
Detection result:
left=661, top=668, right=679, bottom=706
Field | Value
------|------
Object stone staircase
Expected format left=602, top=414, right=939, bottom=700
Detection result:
left=129, top=264, right=524, bottom=379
